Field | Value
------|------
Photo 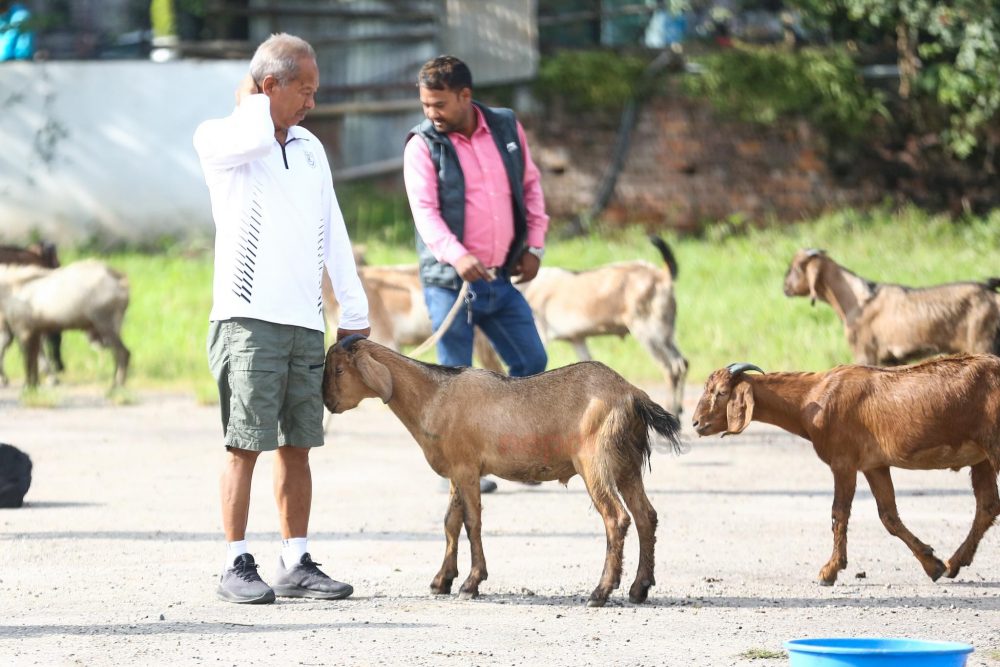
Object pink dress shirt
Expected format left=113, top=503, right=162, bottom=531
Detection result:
left=403, top=106, right=549, bottom=269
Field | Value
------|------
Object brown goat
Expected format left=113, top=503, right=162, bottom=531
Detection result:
left=0, top=242, right=64, bottom=383
left=691, top=356, right=1000, bottom=585
left=784, top=248, right=1000, bottom=365
left=324, top=335, right=681, bottom=606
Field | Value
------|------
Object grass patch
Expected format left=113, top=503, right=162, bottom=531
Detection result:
left=3, top=206, right=999, bottom=396
left=738, top=647, right=786, bottom=660
left=987, top=649, right=1000, bottom=661
left=18, top=386, right=62, bottom=408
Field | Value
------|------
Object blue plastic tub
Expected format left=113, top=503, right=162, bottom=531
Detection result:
left=784, top=638, right=973, bottom=667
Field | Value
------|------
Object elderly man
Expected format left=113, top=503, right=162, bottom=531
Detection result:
left=194, top=33, right=369, bottom=604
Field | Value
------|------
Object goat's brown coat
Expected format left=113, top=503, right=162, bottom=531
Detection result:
left=784, top=249, right=1000, bottom=365
left=324, top=336, right=681, bottom=606
left=692, top=355, right=1000, bottom=585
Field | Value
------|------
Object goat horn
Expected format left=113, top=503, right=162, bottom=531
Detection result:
left=726, top=363, right=764, bottom=376
left=336, top=333, right=368, bottom=351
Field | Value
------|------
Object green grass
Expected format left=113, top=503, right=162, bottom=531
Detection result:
left=4, top=206, right=999, bottom=399
left=737, top=647, right=787, bottom=660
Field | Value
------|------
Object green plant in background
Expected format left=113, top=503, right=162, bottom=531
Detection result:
left=683, top=44, right=886, bottom=143
left=149, top=0, right=176, bottom=39
left=790, top=0, right=1000, bottom=157
left=534, top=50, right=653, bottom=115
left=738, top=647, right=787, bottom=660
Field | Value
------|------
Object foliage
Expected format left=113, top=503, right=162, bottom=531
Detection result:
left=683, top=44, right=886, bottom=141
left=149, top=0, right=176, bottom=38
left=534, top=50, right=653, bottom=114
left=789, top=0, right=1000, bottom=157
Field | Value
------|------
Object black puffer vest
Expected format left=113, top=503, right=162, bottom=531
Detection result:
left=407, top=101, right=527, bottom=289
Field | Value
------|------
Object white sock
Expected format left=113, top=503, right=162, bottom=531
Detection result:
left=281, top=537, right=308, bottom=568
left=225, top=540, right=249, bottom=569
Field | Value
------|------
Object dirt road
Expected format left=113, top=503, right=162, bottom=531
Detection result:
left=1, top=386, right=998, bottom=666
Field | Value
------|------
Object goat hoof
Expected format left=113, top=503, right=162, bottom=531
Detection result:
left=944, top=560, right=962, bottom=579
left=628, top=581, right=651, bottom=604
left=817, top=576, right=836, bottom=587
left=430, top=583, right=453, bottom=595
left=458, top=589, right=478, bottom=600
left=926, top=560, right=946, bottom=582
left=586, top=596, right=608, bottom=608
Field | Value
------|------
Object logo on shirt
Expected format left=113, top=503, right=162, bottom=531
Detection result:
left=506, top=142, right=519, bottom=154
left=304, top=150, right=317, bottom=168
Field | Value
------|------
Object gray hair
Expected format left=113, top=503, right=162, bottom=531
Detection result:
left=249, top=33, right=316, bottom=86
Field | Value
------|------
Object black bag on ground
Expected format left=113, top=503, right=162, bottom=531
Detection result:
left=0, top=443, right=32, bottom=508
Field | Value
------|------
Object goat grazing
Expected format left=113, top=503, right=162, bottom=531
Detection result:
left=324, top=335, right=682, bottom=606
left=691, top=356, right=1000, bottom=585
left=0, top=242, right=64, bottom=383
left=0, top=260, right=130, bottom=388
left=518, top=236, right=688, bottom=414
left=784, top=248, right=1000, bottom=365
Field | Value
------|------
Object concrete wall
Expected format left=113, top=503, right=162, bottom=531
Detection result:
left=0, top=60, right=249, bottom=244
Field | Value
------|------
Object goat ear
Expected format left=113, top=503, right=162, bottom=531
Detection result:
left=726, top=381, right=755, bottom=434
left=805, top=258, right=821, bottom=306
left=355, top=353, right=393, bottom=404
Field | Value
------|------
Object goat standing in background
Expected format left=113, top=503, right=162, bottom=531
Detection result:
left=0, top=260, right=130, bottom=389
left=784, top=248, right=1000, bottom=365
left=0, top=242, right=64, bottom=384
left=691, top=356, right=1000, bottom=585
left=518, top=236, right=688, bottom=414
left=324, top=335, right=682, bottom=606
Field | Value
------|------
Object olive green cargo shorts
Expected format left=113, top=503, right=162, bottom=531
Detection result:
left=207, top=317, right=326, bottom=451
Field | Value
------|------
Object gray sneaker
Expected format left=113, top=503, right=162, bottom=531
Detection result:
left=273, top=553, right=353, bottom=600
left=216, top=553, right=276, bottom=604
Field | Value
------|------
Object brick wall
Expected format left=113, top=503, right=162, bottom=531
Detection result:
left=531, top=96, right=883, bottom=231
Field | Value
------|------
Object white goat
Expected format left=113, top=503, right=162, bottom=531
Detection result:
left=0, top=261, right=130, bottom=388
left=784, top=248, right=1000, bottom=365
left=324, top=335, right=682, bottom=607
left=518, top=236, right=688, bottom=414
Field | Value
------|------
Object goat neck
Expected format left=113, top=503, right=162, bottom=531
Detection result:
left=815, top=258, right=874, bottom=329
left=365, top=345, right=448, bottom=442
left=745, top=372, right=819, bottom=440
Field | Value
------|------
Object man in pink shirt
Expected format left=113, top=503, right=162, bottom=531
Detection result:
left=403, top=56, right=549, bottom=493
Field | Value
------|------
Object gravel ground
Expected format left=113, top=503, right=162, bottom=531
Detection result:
left=1, top=384, right=998, bottom=666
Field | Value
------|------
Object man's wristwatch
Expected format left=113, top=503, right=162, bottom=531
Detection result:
left=526, top=246, right=545, bottom=259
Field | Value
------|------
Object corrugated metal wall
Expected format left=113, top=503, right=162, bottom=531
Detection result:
left=243, top=0, right=538, bottom=179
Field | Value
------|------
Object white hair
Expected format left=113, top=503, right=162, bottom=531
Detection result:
left=249, top=33, right=316, bottom=86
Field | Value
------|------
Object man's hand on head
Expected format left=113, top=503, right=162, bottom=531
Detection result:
left=235, top=74, right=260, bottom=106
left=454, top=253, right=491, bottom=282
left=336, top=327, right=371, bottom=342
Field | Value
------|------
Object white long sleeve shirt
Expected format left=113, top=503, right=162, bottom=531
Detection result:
left=193, top=94, right=368, bottom=332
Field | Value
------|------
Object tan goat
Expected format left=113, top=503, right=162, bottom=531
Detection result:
left=0, top=242, right=64, bottom=384
left=784, top=248, right=1000, bottom=365
left=322, top=266, right=502, bottom=371
left=324, top=335, right=682, bottom=606
left=691, top=356, right=1000, bottom=585
left=0, top=261, right=130, bottom=388
left=518, top=236, right=688, bottom=414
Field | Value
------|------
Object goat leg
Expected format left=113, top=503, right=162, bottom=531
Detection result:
left=618, top=474, right=657, bottom=604
left=455, top=476, right=487, bottom=600
left=945, top=460, right=1000, bottom=578
left=21, top=331, right=42, bottom=388
left=818, top=468, right=856, bottom=585
left=586, top=481, right=631, bottom=607
left=864, top=467, right=946, bottom=581
left=430, top=483, right=464, bottom=594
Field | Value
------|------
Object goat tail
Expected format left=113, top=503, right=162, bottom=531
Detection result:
left=634, top=395, right=684, bottom=462
left=648, top=235, right=679, bottom=280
